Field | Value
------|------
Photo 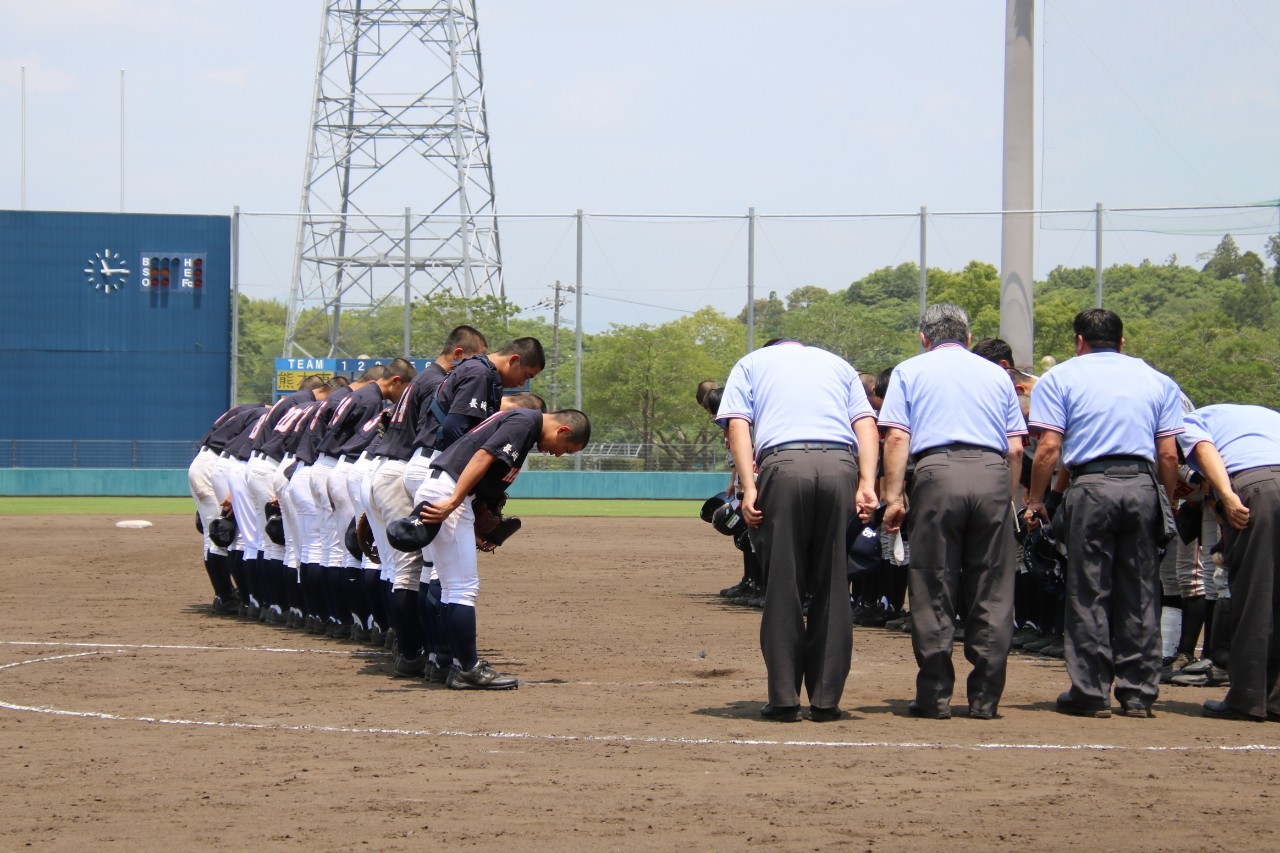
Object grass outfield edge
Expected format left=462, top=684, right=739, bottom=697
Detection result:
left=0, top=497, right=702, bottom=519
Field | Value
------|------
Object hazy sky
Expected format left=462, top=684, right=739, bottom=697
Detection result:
left=3, top=0, right=1278, bottom=331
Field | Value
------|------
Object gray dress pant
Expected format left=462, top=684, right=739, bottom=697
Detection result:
left=905, top=449, right=1016, bottom=717
left=753, top=446, right=856, bottom=710
left=1061, top=470, right=1161, bottom=709
left=1220, top=465, right=1280, bottom=719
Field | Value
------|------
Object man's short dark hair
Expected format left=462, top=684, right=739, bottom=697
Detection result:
left=356, top=364, right=389, bottom=382
left=972, top=337, right=1014, bottom=366
left=702, top=387, right=723, bottom=415
left=324, top=375, right=350, bottom=391
left=696, top=379, right=719, bottom=408
left=496, top=337, right=546, bottom=370
left=505, top=392, right=546, bottom=411
left=1074, top=309, right=1123, bottom=349
left=551, top=409, right=591, bottom=446
left=874, top=367, right=894, bottom=400
left=443, top=325, right=487, bottom=356
left=300, top=374, right=328, bottom=391
left=384, top=357, right=417, bottom=382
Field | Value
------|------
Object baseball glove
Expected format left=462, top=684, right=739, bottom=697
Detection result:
left=473, top=494, right=520, bottom=552
left=356, top=512, right=381, bottom=564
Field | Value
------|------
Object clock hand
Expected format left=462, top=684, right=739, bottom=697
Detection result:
left=100, top=258, right=112, bottom=274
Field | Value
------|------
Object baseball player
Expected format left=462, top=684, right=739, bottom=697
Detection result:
left=239, top=374, right=334, bottom=623
left=191, top=402, right=264, bottom=613
left=414, top=407, right=591, bottom=689
left=361, top=327, right=489, bottom=677
left=403, top=336, right=544, bottom=676
left=321, top=360, right=415, bottom=639
left=287, top=378, right=351, bottom=633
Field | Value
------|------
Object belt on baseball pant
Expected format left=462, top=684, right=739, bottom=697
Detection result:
left=1070, top=455, right=1153, bottom=478
left=911, top=443, right=1002, bottom=464
left=429, top=468, right=443, bottom=480
left=756, top=441, right=854, bottom=465
left=250, top=451, right=281, bottom=464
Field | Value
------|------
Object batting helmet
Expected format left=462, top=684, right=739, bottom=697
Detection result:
left=386, top=501, right=442, bottom=552
left=208, top=512, right=237, bottom=549
left=847, top=520, right=880, bottom=576
left=711, top=498, right=745, bottom=537
left=263, top=502, right=285, bottom=546
left=700, top=491, right=731, bottom=523
left=344, top=518, right=363, bottom=560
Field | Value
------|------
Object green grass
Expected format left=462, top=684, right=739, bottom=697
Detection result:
left=0, top=496, right=702, bottom=519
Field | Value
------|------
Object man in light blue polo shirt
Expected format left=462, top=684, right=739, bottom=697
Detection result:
left=1177, top=404, right=1280, bottom=722
left=717, top=339, right=879, bottom=723
left=880, top=303, right=1026, bottom=720
left=1025, top=309, right=1183, bottom=718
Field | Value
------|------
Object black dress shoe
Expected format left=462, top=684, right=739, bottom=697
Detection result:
left=967, top=707, right=996, bottom=720
left=907, top=701, right=951, bottom=720
left=808, top=705, right=844, bottom=722
left=1055, top=690, right=1111, bottom=718
left=1202, top=699, right=1265, bottom=721
left=760, top=703, right=800, bottom=722
left=1118, top=700, right=1152, bottom=718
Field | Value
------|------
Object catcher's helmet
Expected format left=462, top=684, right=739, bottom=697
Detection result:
left=711, top=498, right=745, bottom=537
left=263, top=502, right=285, bottom=546
left=386, top=501, right=442, bottom=552
left=208, top=512, right=237, bottom=549
left=700, top=491, right=731, bottom=523
left=1023, top=524, right=1066, bottom=579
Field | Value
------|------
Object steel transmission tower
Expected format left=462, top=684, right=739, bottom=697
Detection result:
left=285, top=0, right=504, bottom=358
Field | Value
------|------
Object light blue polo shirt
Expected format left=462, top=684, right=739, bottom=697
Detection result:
left=877, top=342, right=1026, bottom=456
left=1027, top=350, right=1184, bottom=467
left=716, top=342, right=876, bottom=455
left=1178, top=404, right=1280, bottom=474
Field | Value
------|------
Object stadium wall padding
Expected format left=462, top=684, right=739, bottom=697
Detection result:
left=0, top=470, right=730, bottom=499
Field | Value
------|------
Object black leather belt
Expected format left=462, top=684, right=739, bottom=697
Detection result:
left=429, top=467, right=443, bottom=479
left=251, top=451, right=281, bottom=464
left=1070, top=455, right=1153, bottom=478
left=912, top=443, right=1002, bottom=464
left=757, top=441, right=853, bottom=465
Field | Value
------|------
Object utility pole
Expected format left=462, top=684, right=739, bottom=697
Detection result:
left=548, top=279, right=574, bottom=410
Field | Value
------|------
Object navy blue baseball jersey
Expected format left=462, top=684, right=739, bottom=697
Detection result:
left=259, top=401, right=317, bottom=461
left=226, top=410, right=270, bottom=461
left=430, top=408, right=541, bottom=504
left=368, top=362, right=448, bottom=461
left=279, top=400, right=322, bottom=456
left=317, top=382, right=384, bottom=457
left=202, top=404, right=265, bottom=453
left=248, top=388, right=318, bottom=458
left=293, top=386, right=352, bottom=463
left=418, top=355, right=502, bottom=452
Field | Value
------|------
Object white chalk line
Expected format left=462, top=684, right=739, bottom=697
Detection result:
left=1, top=643, right=1278, bottom=754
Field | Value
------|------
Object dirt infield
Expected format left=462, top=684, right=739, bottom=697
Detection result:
left=2, top=515, right=1278, bottom=850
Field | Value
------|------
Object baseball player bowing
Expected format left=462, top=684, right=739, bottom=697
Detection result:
left=413, top=407, right=591, bottom=690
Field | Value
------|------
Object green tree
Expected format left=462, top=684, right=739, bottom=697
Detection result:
left=736, top=290, right=787, bottom=341
left=582, top=309, right=744, bottom=469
